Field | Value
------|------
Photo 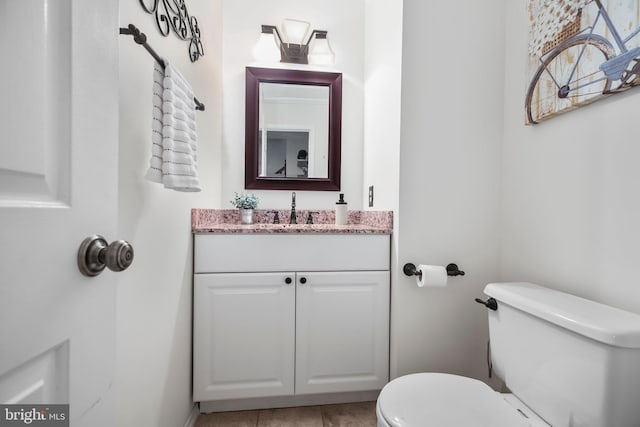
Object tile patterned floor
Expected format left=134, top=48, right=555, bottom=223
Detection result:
left=195, top=401, right=377, bottom=427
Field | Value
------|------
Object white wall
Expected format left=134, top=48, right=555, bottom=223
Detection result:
left=502, top=1, right=640, bottom=313
left=363, top=0, right=403, bottom=212
left=221, top=0, right=365, bottom=210
left=117, top=1, right=222, bottom=426
left=393, top=0, right=505, bottom=380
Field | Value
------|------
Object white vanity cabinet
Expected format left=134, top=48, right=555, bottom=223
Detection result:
left=193, top=233, right=390, bottom=405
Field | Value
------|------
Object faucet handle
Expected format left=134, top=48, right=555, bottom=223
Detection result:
left=306, top=211, right=319, bottom=224
left=270, top=210, right=280, bottom=224
left=289, top=192, right=297, bottom=224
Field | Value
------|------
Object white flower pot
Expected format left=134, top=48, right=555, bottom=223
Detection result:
left=240, top=209, right=254, bottom=224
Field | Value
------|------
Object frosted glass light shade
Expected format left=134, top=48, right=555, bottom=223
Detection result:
left=282, top=19, right=310, bottom=45
left=308, top=37, right=335, bottom=65
left=253, top=32, right=281, bottom=63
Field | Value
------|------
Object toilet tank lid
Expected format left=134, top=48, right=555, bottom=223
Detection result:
left=485, top=282, right=640, bottom=348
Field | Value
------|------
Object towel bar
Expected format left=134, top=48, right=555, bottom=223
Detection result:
left=120, top=24, right=205, bottom=111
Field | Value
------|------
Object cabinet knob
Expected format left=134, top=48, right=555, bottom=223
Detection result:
left=299, top=277, right=307, bottom=284
left=285, top=277, right=293, bottom=285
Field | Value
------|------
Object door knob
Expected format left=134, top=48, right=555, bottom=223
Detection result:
left=78, top=235, right=134, bottom=277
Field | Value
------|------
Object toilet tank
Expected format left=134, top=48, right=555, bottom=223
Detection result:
left=485, top=282, right=640, bottom=427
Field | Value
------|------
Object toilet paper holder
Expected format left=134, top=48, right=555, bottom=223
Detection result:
left=403, top=262, right=465, bottom=278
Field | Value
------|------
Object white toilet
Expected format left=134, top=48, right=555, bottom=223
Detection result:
left=377, top=282, right=640, bottom=427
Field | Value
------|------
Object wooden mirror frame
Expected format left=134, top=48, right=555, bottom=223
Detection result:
left=245, top=67, right=342, bottom=191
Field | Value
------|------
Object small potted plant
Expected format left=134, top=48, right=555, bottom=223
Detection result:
left=230, top=192, right=259, bottom=224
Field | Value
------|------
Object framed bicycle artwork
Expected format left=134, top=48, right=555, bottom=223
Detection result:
left=526, top=0, right=640, bottom=124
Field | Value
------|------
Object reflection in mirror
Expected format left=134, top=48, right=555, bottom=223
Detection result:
left=258, top=83, right=329, bottom=179
left=259, top=130, right=311, bottom=178
left=245, top=67, right=342, bottom=191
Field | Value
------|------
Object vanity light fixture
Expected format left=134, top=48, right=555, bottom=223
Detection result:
left=253, top=19, right=335, bottom=65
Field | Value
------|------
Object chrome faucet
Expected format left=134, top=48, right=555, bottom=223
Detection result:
left=290, top=192, right=297, bottom=224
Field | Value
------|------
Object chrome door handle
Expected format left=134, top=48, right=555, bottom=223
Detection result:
left=78, top=235, right=134, bottom=277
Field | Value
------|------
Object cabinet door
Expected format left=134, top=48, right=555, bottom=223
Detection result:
left=193, top=273, right=295, bottom=401
left=295, top=271, right=390, bottom=394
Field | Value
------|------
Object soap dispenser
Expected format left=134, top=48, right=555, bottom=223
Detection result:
left=335, top=193, right=348, bottom=225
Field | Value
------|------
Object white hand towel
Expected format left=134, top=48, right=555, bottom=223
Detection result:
left=145, top=59, right=201, bottom=192
left=144, top=61, right=165, bottom=184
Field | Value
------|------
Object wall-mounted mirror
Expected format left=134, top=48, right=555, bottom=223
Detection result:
left=245, top=67, right=342, bottom=191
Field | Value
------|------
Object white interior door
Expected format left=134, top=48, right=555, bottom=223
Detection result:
left=0, top=0, right=119, bottom=426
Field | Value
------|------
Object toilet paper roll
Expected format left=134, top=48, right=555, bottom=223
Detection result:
left=416, top=264, right=448, bottom=288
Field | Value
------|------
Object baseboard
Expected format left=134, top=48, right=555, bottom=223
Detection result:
left=198, top=390, right=380, bottom=413
left=183, top=403, right=199, bottom=427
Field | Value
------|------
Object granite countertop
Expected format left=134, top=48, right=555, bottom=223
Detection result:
left=192, top=209, right=393, bottom=234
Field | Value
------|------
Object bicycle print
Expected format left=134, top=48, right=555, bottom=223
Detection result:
left=526, top=0, right=640, bottom=124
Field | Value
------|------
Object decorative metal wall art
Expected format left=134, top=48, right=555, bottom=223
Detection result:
left=139, top=0, right=204, bottom=63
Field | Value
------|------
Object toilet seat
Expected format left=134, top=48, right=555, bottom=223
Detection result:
left=377, top=373, right=546, bottom=427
